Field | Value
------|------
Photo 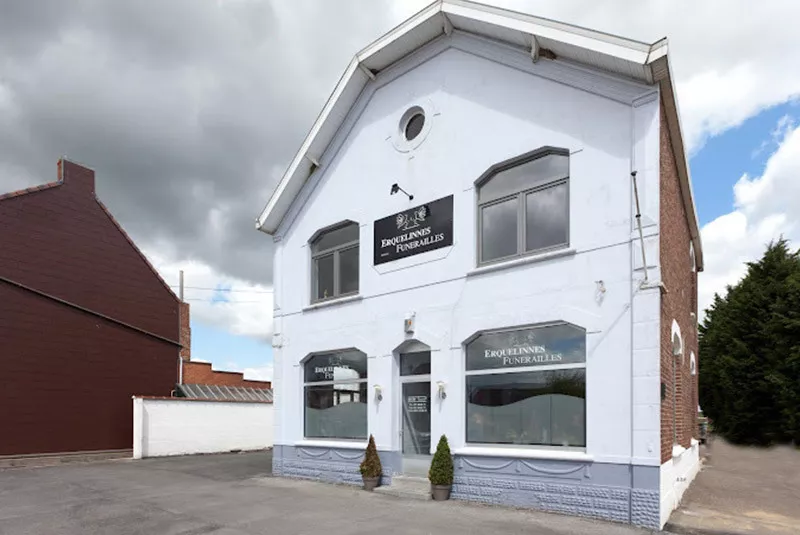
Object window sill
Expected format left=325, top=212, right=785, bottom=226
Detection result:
left=303, top=294, right=362, bottom=312
left=453, top=446, right=592, bottom=462
left=295, top=439, right=366, bottom=450
left=467, top=248, right=576, bottom=277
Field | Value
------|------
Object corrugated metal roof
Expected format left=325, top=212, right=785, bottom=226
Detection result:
left=255, top=0, right=702, bottom=270
left=178, top=384, right=273, bottom=403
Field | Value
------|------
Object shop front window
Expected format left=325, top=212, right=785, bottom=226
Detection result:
left=304, top=349, right=367, bottom=439
left=465, top=323, right=586, bottom=448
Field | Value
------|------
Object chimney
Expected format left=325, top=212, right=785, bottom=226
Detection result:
left=57, top=158, right=95, bottom=195
left=179, top=302, right=191, bottom=361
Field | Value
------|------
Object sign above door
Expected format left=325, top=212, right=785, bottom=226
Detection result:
left=373, top=195, right=453, bottom=265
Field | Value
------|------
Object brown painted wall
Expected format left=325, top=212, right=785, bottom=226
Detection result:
left=659, top=102, right=699, bottom=464
left=183, top=361, right=271, bottom=390
left=0, top=160, right=180, bottom=455
left=0, top=161, right=178, bottom=340
left=0, top=284, right=178, bottom=455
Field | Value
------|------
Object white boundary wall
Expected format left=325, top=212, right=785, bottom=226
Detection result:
left=659, top=439, right=701, bottom=527
left=133, top=397, right=273, bottom=459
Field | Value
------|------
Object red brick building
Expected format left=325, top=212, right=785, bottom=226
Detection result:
left=181, top=361, right=271, bottom=390
left=176, top=302, right=272, bottom=393
left=659, top=103, right=701, bottom=462
left=0, top=159, right=181, bottom=456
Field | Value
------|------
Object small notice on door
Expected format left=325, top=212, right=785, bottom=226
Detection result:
left=407, top=395, right=428, bottom=413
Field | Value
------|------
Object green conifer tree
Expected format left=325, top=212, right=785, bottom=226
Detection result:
left=428, top=435, right=454, bottom=485
left=700, top=239, right=800, bottom=445
left=359, top=434, right=382, bottom=477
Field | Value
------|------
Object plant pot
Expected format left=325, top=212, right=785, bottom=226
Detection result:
left=430, top=484, right=451, bottom=501
left=362, top=476, right=380, bottom=491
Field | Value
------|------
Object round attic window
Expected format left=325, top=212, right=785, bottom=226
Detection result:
left=404, top=111, right=425, bottom=141
left=392, top=102, right=435, bottom=153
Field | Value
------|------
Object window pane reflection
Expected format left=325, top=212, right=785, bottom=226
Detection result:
left=481, top=198, right=518, bottom=262
left=466, top=369, right=585, bottom=447
left=525, top=183, right=568, bottom=252
left=314, top=254, right=334, bottom=300
left=305, top=383, right=368, bottom=439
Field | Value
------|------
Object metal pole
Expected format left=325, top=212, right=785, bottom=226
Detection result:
left=631, top=171, right=649, bottom=284
left=179, top=270, right=184, bottom=302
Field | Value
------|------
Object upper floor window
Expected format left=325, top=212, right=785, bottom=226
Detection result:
left=311, top=222, right=359, bottom=302
left=476, top=147, right=569, bottom=264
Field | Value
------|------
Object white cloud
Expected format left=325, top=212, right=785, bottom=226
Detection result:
left=143, top=245, right=274, bottom=340
left=222, top=360, right=274, bottom=382
left=699, top=120, right=800, bottom=314
left=241, top=363, right=274, bottom=382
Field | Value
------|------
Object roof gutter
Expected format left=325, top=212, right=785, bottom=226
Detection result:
left=645, top=45, right=704, bottom=271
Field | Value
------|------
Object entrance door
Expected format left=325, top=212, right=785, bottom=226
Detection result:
left=399, top=350, right=431, bottom=476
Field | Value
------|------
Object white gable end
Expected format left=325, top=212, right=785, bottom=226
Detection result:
left=273, top=33, right=661, bottom=318
left=277, top=34, right=653, bottom=243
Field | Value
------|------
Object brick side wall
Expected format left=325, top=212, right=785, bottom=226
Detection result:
left=0, top=160, right=179, bottom=341
left=659, top=101, right=699, bottom=464
left=0, top=283, right=178, bottom=455
left=183, top=361, right=271, bottom=390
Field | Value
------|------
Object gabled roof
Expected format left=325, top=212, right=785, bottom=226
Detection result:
left=256, top=0, right=703, bottom=270
left=0, top=158, right=181, bottom=302
left=0, top=180, right=62, bottom=202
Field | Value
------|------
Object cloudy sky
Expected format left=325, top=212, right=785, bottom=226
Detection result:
left=2, top=0, right=799, bottom=381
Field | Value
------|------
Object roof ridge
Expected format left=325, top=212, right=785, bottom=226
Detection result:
left=0, top=180, right=63, bottom=202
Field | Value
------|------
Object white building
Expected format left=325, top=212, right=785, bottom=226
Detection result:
left=257, top=1, right=702, bottom=529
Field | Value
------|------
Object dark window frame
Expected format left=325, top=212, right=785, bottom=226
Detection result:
left=310, top=222, right=360, bottom=303
left=475, top=147, right=570, bottom=265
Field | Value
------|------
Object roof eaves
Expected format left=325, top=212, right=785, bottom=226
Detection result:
left=0, top=180, right=63, bottom=202
left=256, top=56, right=365, bottom=234
left=256, top=4, right=446, bottom=235
left=357, top=1, right=443, bottom=63
left=443, top=0, right=651, bottom=64
left=255, top=0, right=672, bottom=237
left=647, top=50, right=704, bottom=271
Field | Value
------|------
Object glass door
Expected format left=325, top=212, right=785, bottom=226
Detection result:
left=402, top=381, right=431, bottom=455
left=399, top=350, right=431, bottom=476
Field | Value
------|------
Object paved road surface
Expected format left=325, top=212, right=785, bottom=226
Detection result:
left=0, top=451, right=661, bottom=535
left=668, top=439, right=800, bottom=534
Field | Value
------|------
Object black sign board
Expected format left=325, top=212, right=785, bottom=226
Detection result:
left=373, top=195, right=453, bottom=265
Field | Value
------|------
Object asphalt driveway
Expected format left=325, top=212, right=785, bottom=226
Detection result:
left=667, top=439, right=800, bottom=534
left=0, top=450, right=663, bottom=535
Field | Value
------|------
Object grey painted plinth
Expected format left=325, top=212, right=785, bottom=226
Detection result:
left=273, top=445, right=400, bottom=487
left=451, top=455, right=660, bottom=530
left=273, top=446, right=660, bottom=529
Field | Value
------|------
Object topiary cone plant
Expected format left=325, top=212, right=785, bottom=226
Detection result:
left=428, top=434, right=454, bottom=500
left=359, top=434, right=382, bottom=491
